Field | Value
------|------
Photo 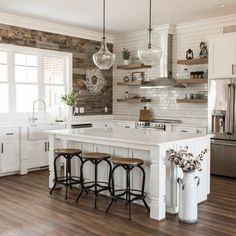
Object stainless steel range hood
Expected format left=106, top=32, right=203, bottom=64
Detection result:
left=140, top=34, right=185, bottom=89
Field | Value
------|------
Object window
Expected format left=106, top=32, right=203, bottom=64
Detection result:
left=43, top=56, right=65, bottom=112
left=0, top=51, right=9, bottom=113
left=0, top=44, right=70, bottom=115
left=15, top=54, right=39, bottom=112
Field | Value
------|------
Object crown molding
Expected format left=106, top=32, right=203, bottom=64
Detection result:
left=175, top=14, right=236, bottom=33
left=0, top=11, right=114, bottom=43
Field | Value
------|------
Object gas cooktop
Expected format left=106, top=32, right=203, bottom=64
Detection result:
left=135, top=119, right=182, bottom=131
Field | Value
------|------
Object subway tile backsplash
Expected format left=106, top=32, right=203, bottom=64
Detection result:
left=113, top=27, right=222, bottom=122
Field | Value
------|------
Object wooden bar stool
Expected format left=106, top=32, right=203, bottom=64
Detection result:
left=76, top=152, right=112, bottom=208
left=106, top=157, right=149, bottom=220
left=50, top=148, right=82, bottom=200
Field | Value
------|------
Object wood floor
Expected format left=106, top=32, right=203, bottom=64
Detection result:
left=0, top=171, right=235, bottom=236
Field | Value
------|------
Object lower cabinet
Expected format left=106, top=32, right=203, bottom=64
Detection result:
left=20, top=124, right=66, bottom=172
left=22, top=140, right=49, bottom=169
left=0, top=139, right=19, bottom=174
left=0, top=127, right=20, bottom=175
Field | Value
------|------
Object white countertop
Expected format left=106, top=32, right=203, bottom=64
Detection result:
left=47, top=127, right=208, bottom=146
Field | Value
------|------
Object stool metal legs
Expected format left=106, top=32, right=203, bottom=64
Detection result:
left=106, top=164, right=149, bottom=220
left=50, top=154, right=82, bottom=200
left=76, top=158, right=112, bottom=209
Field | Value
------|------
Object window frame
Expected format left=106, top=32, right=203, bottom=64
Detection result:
left=0, top=43, right=72, bottom=118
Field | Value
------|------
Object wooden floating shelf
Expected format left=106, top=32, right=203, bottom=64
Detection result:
left=117, top=63, right=151, bottom=70
left=176, top=99, right=208, bottom=104
left=177, top=58, right=208, bottom=65
left=117, top=98, right=151, bottom=103
left=176, top=78, right=208, bottom=84
left=117, top=81, right=142, bottom=86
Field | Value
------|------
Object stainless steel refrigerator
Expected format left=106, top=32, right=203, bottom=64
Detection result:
left=208, top=78, right=236, bottom=177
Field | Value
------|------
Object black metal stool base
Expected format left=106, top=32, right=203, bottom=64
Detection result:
left=50, top=152, right=82, bottom=200
left=106, top=163, right=149, bottom=220
left=76, top=157, right=112, bottom=209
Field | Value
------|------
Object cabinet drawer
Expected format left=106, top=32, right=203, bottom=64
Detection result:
left=173, top=126, right=197, bottom=134
left=122, top=123, right=135, bottom=129
left=0, top=127, right=19, bottom=139
left=173, top=126, right=207, bottom=134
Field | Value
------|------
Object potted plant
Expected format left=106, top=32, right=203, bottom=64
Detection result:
left=61, top=91, right=79, bottom=117
left=122, top=48, right=131, bottom=65
left=167, top=146, right=207, bottom=224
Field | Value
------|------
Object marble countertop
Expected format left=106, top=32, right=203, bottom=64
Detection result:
left=47, top=127, right=209, bottom=146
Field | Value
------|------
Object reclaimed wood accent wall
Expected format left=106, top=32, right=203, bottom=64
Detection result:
left=0, top=23, right=113, bottom=115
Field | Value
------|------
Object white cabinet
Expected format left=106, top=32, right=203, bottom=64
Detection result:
left=92, top=121, right=113, bottom=129
left=112, top=121, right=135, bottom=129
left=209, top=34, right=236, bottom=79
left=24, top=140, right=49, bottom=169
left=0, top=128, right=19, bottom=174
left=20, top=124, right=66, bottom=171
left=122, top=122, right=135, bottom=129
left=172, top=126, right=207, bottom=135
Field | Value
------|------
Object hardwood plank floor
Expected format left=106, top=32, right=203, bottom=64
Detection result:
left=0, top=170, right=235, bottom=236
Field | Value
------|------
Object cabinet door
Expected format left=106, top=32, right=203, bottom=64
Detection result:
left=26, top=140, right=48, bottom=169
left=0, top=139, right=19, bottom=173
left=209, top=35, right=236, bottom=79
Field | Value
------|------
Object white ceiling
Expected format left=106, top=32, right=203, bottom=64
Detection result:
left=0, top=0, right=236, bottom=34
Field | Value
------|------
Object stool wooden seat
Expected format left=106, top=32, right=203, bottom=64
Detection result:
left=112, top=157, right=144, bottom=166
left=54, top=148, right=81, bottom=155
left=106, top=157, right=149, bottom=219
left=50, top=148, right=82, bottom=200
left=76, top=152, right=112, bottom=208
left=81, top=152, right=110, bottom=160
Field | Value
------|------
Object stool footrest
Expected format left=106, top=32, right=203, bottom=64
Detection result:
left=54, top=176, right=81, bottom=186
left=81, top=181, right=110, bottom=193
left=110, top=189, right=147, bottom=202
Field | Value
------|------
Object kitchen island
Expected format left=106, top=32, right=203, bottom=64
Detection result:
left=47, top=127, right=210, bottom=221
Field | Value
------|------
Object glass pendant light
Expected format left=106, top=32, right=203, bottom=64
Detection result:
left=93, top=0, right=115, bottom=70
left=138, top=0, right=162, bottom=66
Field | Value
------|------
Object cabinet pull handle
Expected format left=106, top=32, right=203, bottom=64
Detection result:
left=44, top=142, right=47, bottom=152
left=1, top=143, right=3, bottom=154
left=180, top=130, right=187, bottom=133
left=6, top=133, right=14, bottom=135
left=47, top=142, right=50, bottom=151
left=232, top=64, right=235, bottom=75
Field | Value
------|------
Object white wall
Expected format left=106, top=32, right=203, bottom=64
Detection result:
left=112, top=26, right=223, bottom=123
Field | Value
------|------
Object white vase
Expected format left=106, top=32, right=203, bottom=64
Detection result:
left=177, top=171, right=200, bottom=224
left=123, top=59, right=130, bottom=65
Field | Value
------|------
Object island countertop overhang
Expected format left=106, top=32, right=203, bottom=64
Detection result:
left=46, top=127, right=210, bottom=148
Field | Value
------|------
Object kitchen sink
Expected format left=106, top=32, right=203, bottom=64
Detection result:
left=27, top=123, right=65, bottom=141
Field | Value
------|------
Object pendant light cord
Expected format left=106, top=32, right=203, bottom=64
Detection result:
left=148, top=0, right=152, bottom=49
left=103, top=0, right=106, bottom=40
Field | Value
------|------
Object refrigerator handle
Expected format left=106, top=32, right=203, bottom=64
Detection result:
left=230, top=83, right=235, bottom=135
left=226, top=83, right=231, bottom=135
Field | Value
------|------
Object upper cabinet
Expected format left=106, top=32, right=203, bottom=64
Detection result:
left=209, top=34, right=236, bottom=79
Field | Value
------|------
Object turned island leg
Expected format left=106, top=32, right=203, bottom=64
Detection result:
left=149, top=146, right=166, bottom=221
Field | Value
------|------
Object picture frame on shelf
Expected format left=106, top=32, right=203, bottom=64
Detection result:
left=132, top=72, right=144, bottom=82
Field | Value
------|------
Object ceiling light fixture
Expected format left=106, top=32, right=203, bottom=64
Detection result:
left=93, top=0, right=115, bottom=70
left=138, top=0, right=162, bottom=66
